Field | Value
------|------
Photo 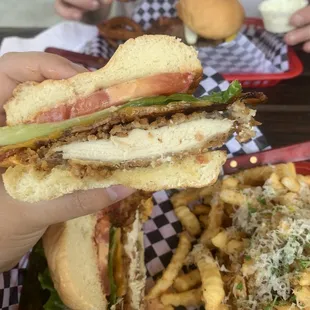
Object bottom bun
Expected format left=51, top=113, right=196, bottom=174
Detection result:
left=3, top=151, right=226, bottom=202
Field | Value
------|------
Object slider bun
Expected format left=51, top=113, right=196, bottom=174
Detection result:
left=4, top=35, right=202, bottom=126
left=3, top=151, right=226, bottom=202
left=43, top=215, right=108, bottom=310
left=177, top=0, right=245, bottom=40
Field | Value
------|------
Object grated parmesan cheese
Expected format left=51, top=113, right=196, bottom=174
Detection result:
left=231, top=180, right=310, bottom=309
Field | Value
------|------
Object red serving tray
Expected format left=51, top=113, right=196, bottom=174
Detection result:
left=223, top=141, right=310, bottom=175
left=223, top=18, right=304, bottom=88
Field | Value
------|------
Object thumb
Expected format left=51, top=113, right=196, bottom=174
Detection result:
left=32, top=186, right=135, bottom=227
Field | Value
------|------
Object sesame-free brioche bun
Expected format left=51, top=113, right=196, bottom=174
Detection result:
left=177, top=0, right=245, bottom=40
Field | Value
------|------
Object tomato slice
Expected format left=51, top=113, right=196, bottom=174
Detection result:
left=32, top=72, right=194, bottom=124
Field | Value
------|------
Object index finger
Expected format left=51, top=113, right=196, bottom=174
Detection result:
left=0, top=52, right=87, bottom=113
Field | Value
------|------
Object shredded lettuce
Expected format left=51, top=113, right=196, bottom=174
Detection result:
left=36, top=246, right=68, bottom=309
left=38, top=269, right=68, bottom=309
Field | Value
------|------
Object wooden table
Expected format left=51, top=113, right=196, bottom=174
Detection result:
left=0, top=28, right=309, bottom=149
left=245, top=46, right=310, bottom=148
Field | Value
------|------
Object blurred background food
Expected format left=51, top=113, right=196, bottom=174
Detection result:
left=1, top=0, right=262, bottom=28
left=97, top=0, right=246, bottom=47
left=259, top=0, right=308, bottom=34
left=177, top=0, right=245, bottom=44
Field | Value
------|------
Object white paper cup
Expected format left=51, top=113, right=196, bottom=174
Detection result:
left=259, top=0, right=308, bottom=34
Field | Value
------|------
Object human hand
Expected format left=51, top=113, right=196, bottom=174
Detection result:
left=55, top=0, right=112, bottom=20
left=0, top=52, right=135, bottom=272
left=284, top=6, right=310, bottom=53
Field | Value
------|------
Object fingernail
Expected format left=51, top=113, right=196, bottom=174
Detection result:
left=304, top=43, right=310, bottom=53
left=291, top=14, right=304, bottom=27
left=285, top=33, right=295, bottom=45
left=71, top=62, right=88, bottom=73
left=106, top=186, right=135, bottom=202
left=73, top=12, right=82, bottom=20
left=91, top=0, right=100, bottom=9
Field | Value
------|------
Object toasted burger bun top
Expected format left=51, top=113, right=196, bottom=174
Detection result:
left=177, top=0, right=245, bottom=40
left=4, top=35, right=202, bottom=126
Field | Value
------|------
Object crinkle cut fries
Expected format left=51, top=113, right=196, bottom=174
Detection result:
left=145, top=163, right=310, bottom=310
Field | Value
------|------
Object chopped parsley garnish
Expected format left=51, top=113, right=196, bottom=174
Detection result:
left=244, top=255, right=251, bottom=261
left=257, top=196, right=267, bottom=205
left=248, top=206, right=257, bottom=214
left=298, top=260, right=310, bottom=270
left=264, top=296, right=278, bottom=310
left=236, top=282, right=243, bottom=290
left=282, top=264, right=290, bottom=273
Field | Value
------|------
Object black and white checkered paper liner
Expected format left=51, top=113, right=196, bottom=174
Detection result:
left=0, top=254, right=29, bottom=310
left=0, top=1, right=273, bottom=308
left=198, top=25, right=289, bottom=74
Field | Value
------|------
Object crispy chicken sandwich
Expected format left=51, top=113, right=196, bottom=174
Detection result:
left=0, top=35, right=265, bottom=203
